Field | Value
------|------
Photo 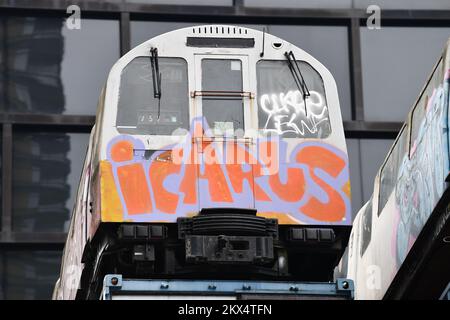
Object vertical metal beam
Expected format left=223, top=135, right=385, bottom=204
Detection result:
left=0, top=248, right=6, bottom=299
left=349, top=18, right=365, bottom=121
left=120, top=11, right=131, bottom=56
left=233, top=0, right=244, bottom=15
left=2, top=123, right=12, bottom=235
left=1, top=18, right=8, bottom=110
left=357, top=139, right=365, bottom=210
left=233, top=0, right=244, bottom=7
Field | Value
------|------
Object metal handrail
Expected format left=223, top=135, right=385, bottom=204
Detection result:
left=190, top=90, right=254, bottom=98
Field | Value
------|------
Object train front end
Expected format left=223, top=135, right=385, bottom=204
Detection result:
left=84, top=25, right=351, bottom=297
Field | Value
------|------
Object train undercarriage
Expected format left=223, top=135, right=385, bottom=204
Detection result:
left=78, top=208, right=350, bottom=299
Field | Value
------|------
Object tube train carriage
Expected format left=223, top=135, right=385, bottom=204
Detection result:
left=340, top=39, right=450, bottom=300
left=53, top=25, right=351, bottom=300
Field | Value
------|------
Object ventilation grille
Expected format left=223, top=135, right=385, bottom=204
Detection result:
left=192, top=26, right=248, bottom=36
left=178, top=210, right=278, bottom=238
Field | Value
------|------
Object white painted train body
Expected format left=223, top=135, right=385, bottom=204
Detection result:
left=53, top=25, right=351, bottom=299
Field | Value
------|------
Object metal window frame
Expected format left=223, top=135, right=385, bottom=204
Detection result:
left=0, top=0, right=446, bottom=246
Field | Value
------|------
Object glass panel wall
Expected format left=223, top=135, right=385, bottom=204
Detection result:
left=361, top=27, right=450, bottom=122
left=0, top=251, right=62, bottom=300
left=5, top=16, right=119, bottom=115
left=12, top=132, right=89, bottom=233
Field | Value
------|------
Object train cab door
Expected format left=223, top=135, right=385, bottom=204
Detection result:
left=192, top=54, right=255, bottom=209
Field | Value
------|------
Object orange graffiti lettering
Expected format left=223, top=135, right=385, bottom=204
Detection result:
left=297, top=146, right=346, bottom=221
left=111, top=140, right=133, bottom=162
left=269, top=166, right=306, bottom=202
left=117, top=163, right=152, bottom=214
left=149, top=151, right=181, bottom=213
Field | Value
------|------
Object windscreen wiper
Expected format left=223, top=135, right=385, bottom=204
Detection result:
left=284, top=51, right=310, bottom=116
left=260, top=27, right=266, bottom=57
left=150, top=47, right=162, bottom=119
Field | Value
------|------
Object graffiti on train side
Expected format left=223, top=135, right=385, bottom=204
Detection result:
left=259, top=90, right=331, bottom=138
left=393, top=72, right=450, bottom=267
left=100, top=119, right=351, bottom=225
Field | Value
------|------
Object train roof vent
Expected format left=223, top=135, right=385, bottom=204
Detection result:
left=192, top=26, right=248, bottom=36
left=186, top=36, right=254, bottom=48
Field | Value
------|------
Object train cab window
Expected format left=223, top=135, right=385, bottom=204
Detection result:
left=378, top=125, right=408, bottom=216
left=116, top=57, right=189, bottom=135
left=410, top=58, right=444, bottom=157
left=360, top=198, right=373, bottom=258
left=256, top=60, right=331, bottom=138
left=201, top=59, right=244, bottom=136
left=411, top=95, right=428, bottom=154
